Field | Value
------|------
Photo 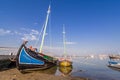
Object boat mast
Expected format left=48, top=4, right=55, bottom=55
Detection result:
left=39, top=5, right=51, bottom=53
left=63, top=25, right=66, bottom=57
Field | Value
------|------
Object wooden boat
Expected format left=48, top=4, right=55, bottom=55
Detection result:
left=16, top=5, right=58, bottom=71
left=109, top=55, right=120, bottom=59
left=59, top=26, right=72, bottom=67
left=16, top=41, right=57, bottom=71
left=59, top=59, right=72, bottom=67
left=108, top=60, right=120, bottom=69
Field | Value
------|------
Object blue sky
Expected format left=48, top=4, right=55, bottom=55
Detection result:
left=0, top=0, right=120, bottom=55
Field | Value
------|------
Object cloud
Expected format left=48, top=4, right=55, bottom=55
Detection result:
left=9, top=28, right=40, bottom=41
left=0, top=28, right=11, bottom=35
left=65, top=41, right=76, bottom=45
left=31, top=29, right=39, bottom=35
left=21, top=29, right=39, bottom=41
left=14, top=31, right=22, bottom=35
left=21, top=34, right=37, bottom=41
left=0, top=28, right=40, bottom=41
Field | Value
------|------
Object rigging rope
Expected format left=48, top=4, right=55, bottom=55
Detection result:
left=34, top=23, right=45, bottom=48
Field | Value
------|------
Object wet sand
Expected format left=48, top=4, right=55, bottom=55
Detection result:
left=0, top=68, right=89, bottom=80
left=0, top=55, right=89, bottom=80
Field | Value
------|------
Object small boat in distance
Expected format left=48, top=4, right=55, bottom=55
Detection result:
left=108, top=60, right=120, bottom=69
left=59, top=57, right=72, bottom=67
left=109, top=54, right=120, bottom=59
left=16, top=5, right=58, bottom=71
left=108, top=54, right=120, bottom=69
left=59, top=26, right=72, bottom=67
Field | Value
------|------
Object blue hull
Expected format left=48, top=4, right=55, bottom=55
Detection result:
left=16, top=42, right=57, bottom=70
left=108, top=61, right=118, bottom=65
left=19, top=47, right=44, bottom=65
left=108, top=61, right=120, bottom=69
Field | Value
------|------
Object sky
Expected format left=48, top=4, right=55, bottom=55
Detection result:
left=0, top=0, right=120, bottom=55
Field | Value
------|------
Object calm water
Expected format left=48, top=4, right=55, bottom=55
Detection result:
left=56, top=57, right=120, bottom=80
left=0, top=48, right=120, bottom=80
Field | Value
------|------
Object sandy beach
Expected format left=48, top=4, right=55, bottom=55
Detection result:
left=0, top=68, right=89, bottom=80
left=0, top=55, right=89, bottom=80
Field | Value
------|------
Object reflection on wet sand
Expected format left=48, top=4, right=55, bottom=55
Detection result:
left=59, top=66, right=73, bottom=76
left=108, top=66, right=120, bottom=72
left=20, top=66, right=57, bottom=74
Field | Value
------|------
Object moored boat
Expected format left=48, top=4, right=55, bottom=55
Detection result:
left=108, top=59, right=120, bottom=69
left=59, top=60, right=72, bottom=67
left=109, top=55, right=120, bottom=59
left=59, top=26, right=72, bottom=67
left=16, top=41, right=57, bottom=71
left=16, top=5, right=58, bottom=71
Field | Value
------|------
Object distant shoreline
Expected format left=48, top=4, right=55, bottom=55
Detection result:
left=0, top=47, right=18, bottom=48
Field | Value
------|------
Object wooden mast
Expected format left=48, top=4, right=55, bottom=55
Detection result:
left=39, top=5, right=51, bottom=53
left=59, top=25, right=72, bottom=67
left=63, top=25, right=66, bottom=58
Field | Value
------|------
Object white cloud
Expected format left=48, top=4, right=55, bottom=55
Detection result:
left=0, top=28, right=11, bottom=35
left=14, top=31, right=22, bottom=35
left=21, top=29, right=39, bottom=41
left=0, top=28, right=40, bottom=41
left=31, top=29, right=39, bottom=35
left=21, top=34, right=37, bottom=41
left=65, top=41, right=76, bottom=45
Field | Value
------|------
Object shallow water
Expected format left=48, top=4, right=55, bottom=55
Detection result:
left=56, top=57, right=120, bottom=80
left=0, top=48, right=120, bottom=80
left=22, top=56, right=119, bottom=80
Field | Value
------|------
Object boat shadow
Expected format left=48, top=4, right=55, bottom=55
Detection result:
left=20, top=66, right=57, bottom=74
left=108, top=66, right=120, bottom=72
left=58, top=65, right=73, bottom=77
left=0, top=59, right=16, bottom=71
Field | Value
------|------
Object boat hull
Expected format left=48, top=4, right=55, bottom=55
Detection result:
left=109, top=55, right=120, bottom=59
left=16, top=42, right=57, bottom=71
left=108, top=61, right=120, bottom=69
left=59, top=60, right=72, bottom=67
